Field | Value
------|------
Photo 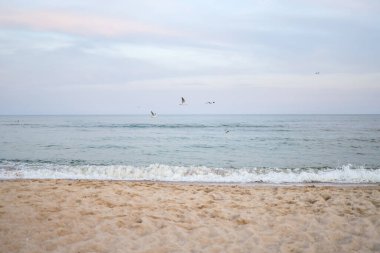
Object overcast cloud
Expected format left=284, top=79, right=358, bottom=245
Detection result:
left=0, top=0, right=379, bottom=114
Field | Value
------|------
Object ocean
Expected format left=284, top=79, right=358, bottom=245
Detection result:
left=0, top=115, right=379, bottom=183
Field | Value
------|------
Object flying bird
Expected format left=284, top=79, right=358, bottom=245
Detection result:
left=150, top=111, right=157, bottom=117
left=225, top=130, right=230, bottom=134
left=206, top=101, right=215, bottom=104
left=315, top=72, right=320, bottom=75
left=180, top=97, right=186, bottom=105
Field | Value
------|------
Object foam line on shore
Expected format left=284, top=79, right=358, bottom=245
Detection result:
left=0, top=162, right=379, bottom=183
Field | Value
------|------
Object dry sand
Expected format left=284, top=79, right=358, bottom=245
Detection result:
left=0, top=180, right=379, bottom=253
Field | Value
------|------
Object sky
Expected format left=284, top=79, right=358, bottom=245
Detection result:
left=0, top=0, right=379, bottom=114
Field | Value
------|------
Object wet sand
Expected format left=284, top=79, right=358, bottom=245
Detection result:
left=0, top=180, right=379, bottom=253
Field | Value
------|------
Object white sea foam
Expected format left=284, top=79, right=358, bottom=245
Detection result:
left=0, top=162, right=379, bottom=183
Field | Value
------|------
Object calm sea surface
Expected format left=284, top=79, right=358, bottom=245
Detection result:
left=1, top=115, right=379, bottom=183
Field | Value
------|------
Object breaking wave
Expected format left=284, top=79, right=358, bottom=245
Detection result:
left=0, top=161, right=379, bottom=183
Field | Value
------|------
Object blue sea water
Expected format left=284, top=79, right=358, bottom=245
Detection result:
left=0, top=115, right=379, bottom=183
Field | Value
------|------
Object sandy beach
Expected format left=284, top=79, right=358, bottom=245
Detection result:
left=0, top=180, right=379, bottom=253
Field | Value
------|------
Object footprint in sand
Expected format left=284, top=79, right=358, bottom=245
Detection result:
left=321, top=194, right=331, bottom=201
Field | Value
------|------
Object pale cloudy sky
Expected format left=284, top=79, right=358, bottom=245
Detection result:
left=0, top=0, right=379, bottom=114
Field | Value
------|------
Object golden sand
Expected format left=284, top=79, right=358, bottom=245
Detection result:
left=0, top=180, right=379, bottom=253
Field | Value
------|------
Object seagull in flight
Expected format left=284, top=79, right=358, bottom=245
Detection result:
left=150, top=111, right=157, bottom=117
left=206, top=101, right=215, bottom=104
left=180, top=97, right=186, bottom=105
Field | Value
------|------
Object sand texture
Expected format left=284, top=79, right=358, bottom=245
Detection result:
left=0, top=180, right=379, bottom=253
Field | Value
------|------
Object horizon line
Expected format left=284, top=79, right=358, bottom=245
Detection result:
left=1, top=113, right=379, bottom=116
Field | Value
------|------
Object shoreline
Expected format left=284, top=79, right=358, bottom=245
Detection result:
left=1, top=178, right=379, bottom=187
left=1, top=179, right=379, bottom=252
